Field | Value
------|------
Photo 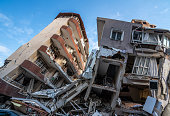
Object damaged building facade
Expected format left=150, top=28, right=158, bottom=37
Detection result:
left=0, top=13, right=90, bottom=115
left=0, top=12, right=170, bottom=116
left=83, top=18, right=170, bottom=115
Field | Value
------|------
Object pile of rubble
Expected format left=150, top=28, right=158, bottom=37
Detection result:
left=0, top=12, right=170, bottom=116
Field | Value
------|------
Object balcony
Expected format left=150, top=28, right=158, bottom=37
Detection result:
left=51, top=34, right=78, bottom=75
left=20, top=60, right=44, bottom=82
left=38, top=45, right=72, bottom=83
left=0, top=78, right=25, bottom=98
left=61, top=25, right=84, bottom=70
left=131, top=29, right=170, bottom=48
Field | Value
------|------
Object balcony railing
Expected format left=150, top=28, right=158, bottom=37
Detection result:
left=2, top=76, right=24, bottom=89
left=131, top=30, right=170, bottom=48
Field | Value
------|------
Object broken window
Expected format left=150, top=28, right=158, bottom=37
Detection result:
left=132, top=31, right=142, bottom=42
left=14, top=73, right=31, bottom=88
left=125, top=56, right=135, bottom=73
left=132, top=30, right=163, bottom=45
left=22, top=76, right=31, bottom=86
left=94, top=58, right=120, bottom=88
left=110, top=28, right=124, bottom=41
left=67, top=66, right=74, bottom=76
left=145, top=33, right=158, bottom=44
left=35, top=57, right=48, bottom=75
left=143, top=32, right=162, bottom=45
left=132, top=57, right=158, bottom=77
left=163, top=36, right=170, bottom=48
left=143, top=22, right=147, bottom=24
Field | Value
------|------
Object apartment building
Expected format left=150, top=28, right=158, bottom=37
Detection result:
left=0, top=13, right=89, bottom=99
left=94, top=17, right=170, bottom=114
left=0, top=13, right=170, bottom=115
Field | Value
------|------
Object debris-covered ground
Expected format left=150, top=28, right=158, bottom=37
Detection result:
left=0, top=13, right=170, bottom=116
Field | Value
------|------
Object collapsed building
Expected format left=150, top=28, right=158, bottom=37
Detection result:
left=0, top=12, right=89, bottom=114
left=0, top=13, right=170, bottom=116
left=83, top=18, right=170, bottom=115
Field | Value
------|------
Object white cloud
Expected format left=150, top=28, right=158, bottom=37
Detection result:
left=160, top=8, right=169, bottom=14
left=24, top=27, right=34, bottom=35
left=0, top=12, right=34, bottom=45
left=13, top=27, right=25, bottom=33
left=17, top=38, right=29, bottom=45
left=0, top=13, right=13, bottom=27
left=91, top=40, right=99, bottom=50
left=154, top=5, right=158, bottom=9
left=86, top=27, right=98, bottom=52
left=116, top=12, right=120, bottom=17
left=19, top=19, right=31, bottom=25
left=108, top=11, right=124, bottom=20
left=0, top=58, right=3, bottom=66
left=0, top=45, right=11, bottom=56
left=0, top=13, right=34, bottom=66
left=12, top=27, right=34, bottom=35
left=0, top=13, right=10, bottom=21
left=0, top=45, right=12, bottom=66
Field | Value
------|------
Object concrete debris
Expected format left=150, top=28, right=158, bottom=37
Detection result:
left=0, top=13, right=170, bottom=116
left=162, top=103, right=170, bottom=116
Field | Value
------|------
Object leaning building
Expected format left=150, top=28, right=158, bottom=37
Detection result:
left=0, top=13, right=89, bottom=98
left=83, top=17, right=170, bottom=115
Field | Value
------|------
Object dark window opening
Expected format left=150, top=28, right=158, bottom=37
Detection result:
left=22, top=77, right=31, bottom=86
left=90, top=88, right=114, bottom=105
left=117, top=32, right=122, bottom=40
left=111, top=32, right=116, bottom=39
left=133, top=31, right=142, bottom=42
left=120, top=86, right=150, bottom=103
left=14, top=73, right=32, bottom=89
left=149, top=80, right=158, bottom=90
left=94, top=60, right=120, bottom=88
left=14, top=73, right=24, bottom=82
left=125, top=56, right=135, bottom=73
left=110, top=29, right=123, bottom=41
left=67, top=66, right=74, bottom=76
left=143, top=22, right=147, bottom=24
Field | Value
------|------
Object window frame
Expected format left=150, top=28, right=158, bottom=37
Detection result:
left=132, top=56, right=158, bottom=77
left=110, top=28, right=124, bottom=41
left=163, top=35, right=170, bottom=48
left=132, top=57, right=150, bottom=76
left=35, top=57, right=48, bottom=75
left=132, top=30, right=143, bottom=43
left=132, top=30, right=170, bottom=48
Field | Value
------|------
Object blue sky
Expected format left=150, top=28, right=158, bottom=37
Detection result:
left=0, top=0, right=170, bottom=66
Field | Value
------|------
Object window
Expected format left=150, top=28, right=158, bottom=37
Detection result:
left=132, top=31, right=159, bottom=44
left=35, top=57, right=48, bottom=75
left=132, top=31, right=142, bottom=42
left=110, top=28, right=124, bottom=41
left=163, top=36, right=170, bottom=48
left=132, top=30, right=170, bottom=47
left=132, top=57, right=158, bottom=77
left=143, top=22, right=147, bottom=24
left=147, top=33, right=158, bottom=44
